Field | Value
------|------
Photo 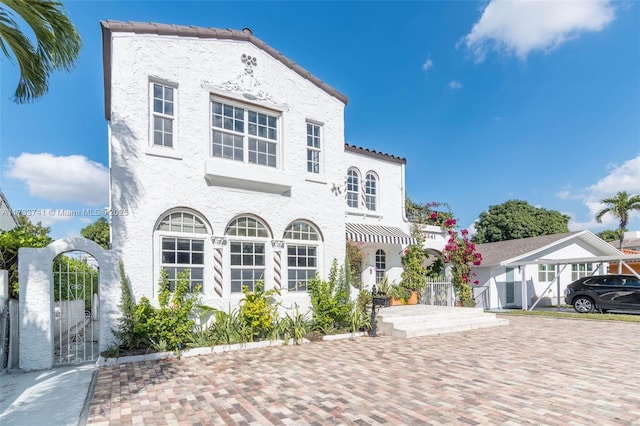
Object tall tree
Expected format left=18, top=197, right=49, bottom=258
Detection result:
left=472, top=200, right=570, bottom=243
left=596, top=229, right=621, bottom=243
left=80, top=216, right=110, bottom=249
left=595, top=191, right=640, bottom=249
left=0, top=0, right=81, bottom=103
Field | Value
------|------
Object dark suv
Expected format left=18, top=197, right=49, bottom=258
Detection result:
left=564, top=274, right=640, bottom=313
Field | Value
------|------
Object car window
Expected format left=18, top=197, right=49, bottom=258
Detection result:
left=584, top=276, right=622, bottom=286
left=622, top=278, right=640, bottom=287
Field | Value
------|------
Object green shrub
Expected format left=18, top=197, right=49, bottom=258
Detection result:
left=208, top=306, right=248, bottom=345
left=282, top=306, right=310, bottom=344
left=239, top=281, right=280, bottom=340
left=132, top=269, right=201, bottom=351
left=308, top=260, right=353, bottom=333
left=112, top=261, right=143, bottom=349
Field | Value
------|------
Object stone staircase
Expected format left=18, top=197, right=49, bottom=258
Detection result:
left=376, top=305, right=509, bottom=338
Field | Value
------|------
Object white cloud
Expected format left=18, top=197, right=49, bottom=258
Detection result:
left=464, top=0, right=615, bottom=61
left=568, top=156, right=640, bottom=231
left=5, top=153, right=109, bottom=206
left=422, top=58, right=433, bottom=72
left=448, top=80, right=463, bottom=90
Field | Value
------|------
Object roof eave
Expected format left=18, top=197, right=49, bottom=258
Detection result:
left=100, top=20, right=349, bottom=121
left=344, top=144, right=406, bottom=164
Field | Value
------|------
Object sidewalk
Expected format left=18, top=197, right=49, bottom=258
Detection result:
left=0, top=364, right=95, bottom=426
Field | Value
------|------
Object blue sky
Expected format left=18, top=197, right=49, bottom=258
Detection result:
left=1, top=0, right=639, bottom=239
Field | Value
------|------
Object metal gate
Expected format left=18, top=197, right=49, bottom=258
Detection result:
left=421, top=278, right=455, bottom=306
left=52, top=251, right=99, bottom=365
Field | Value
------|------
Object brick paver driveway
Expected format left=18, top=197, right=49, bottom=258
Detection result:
left=87, top=316, right=640, bottom=425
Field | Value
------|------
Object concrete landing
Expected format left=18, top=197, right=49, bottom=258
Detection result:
left=376, top=305, right=509, bottom=338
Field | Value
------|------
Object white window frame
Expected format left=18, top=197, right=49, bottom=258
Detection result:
left=365, top=172, right=378, bottom=211
left=572, top=263, right=594, bottom=281
left=226, top=216, right=271, bottom=293
left=155, top=210, right=209, bottom=294
left=538, top=264, right=556, bottom=282
left=346, top=168, right=360, bottom=208
left=210, top=97, right=281, bottom=168
left=150, top=80, right=177, bottom=149
left=284, top=221, right=321, bottom=292
left=306, top=122, right=322, bottom=174
left=375, top=249, right=386, bottom=284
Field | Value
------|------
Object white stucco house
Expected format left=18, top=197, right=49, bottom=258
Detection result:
left=472, top=231, right=623, bottom=309
left=101, top=21, right=446, bottom=312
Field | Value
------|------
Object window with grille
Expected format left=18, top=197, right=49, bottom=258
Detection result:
left=151, top=83, right=175, bottom=148
left=226, top=216, right=270, bottom=292
left=284, top=221, right=321, bottom=291
left=346, top=169, right=360, bottom=208
left=572, top=263, right=594, bottom=281
left=538, top=264, right=556, bottom=282
left=365, top=173, right=377, bottom=211
left=211, top=99, right=279, bottom=167
left=156, top=211, right=207, bottom=292
left=375, top=249, right=386, bottom=283
left=306, top=123, right=321, bottom=174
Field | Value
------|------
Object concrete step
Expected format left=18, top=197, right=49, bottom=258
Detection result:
left=390, top=317, right=510, bottom=338
left=375, top=305, right=509, bottom=339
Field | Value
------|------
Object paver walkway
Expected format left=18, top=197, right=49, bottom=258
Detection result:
left=87, top=316, right=640, bottom=425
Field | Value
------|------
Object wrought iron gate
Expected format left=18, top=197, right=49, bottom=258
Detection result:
left=53, top=251, right=99, bottom=365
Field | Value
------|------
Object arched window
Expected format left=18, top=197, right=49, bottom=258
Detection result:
left=226, top=216, right=270, bottom=293
left=284, top=221, right=321, bottom=291
left=365, top=172, right=377, bottom=211
left=375, top=249, right=386, bottom=284
left=156, top=211, right=208, bottom=292
left=346, top=168, right=360, bottom=208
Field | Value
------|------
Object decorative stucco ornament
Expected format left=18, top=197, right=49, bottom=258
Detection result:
left=217, top=53, right=278, bottom=103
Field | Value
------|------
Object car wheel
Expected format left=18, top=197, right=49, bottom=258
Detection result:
left=573, top=296, right=595, bottom=313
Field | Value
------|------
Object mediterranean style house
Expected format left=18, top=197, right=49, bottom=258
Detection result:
left=101, top=21, right=445, bottom=311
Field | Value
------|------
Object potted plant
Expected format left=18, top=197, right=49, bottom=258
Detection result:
left=387, top=283, right=412, bottom=306
left=398, top=224, right=427, bottom=304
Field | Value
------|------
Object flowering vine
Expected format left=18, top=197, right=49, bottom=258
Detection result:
left=430, top=209, right=483, bottom=304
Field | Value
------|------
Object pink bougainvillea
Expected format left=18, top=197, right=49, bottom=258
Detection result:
left=441, top=217, right=483, bottom=303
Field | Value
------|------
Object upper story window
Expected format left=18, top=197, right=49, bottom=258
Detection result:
left=226, top=216, right=271, bottom=292
left=211, top=99, right=279, bottom=168
left=346, top=168, right=360, bottom=208
left=306, top=123, right=321, bottom=174
left=538, top=264, right=556, bottom=282
left=156, top=210, right=207, bottom=292
left=151, top=82, right=175, bottom=148
left=365, top=172, right=377, bottom=211
left=572, top=263, right=593, bottom=281
left=284, top=221, right=321, bottom=292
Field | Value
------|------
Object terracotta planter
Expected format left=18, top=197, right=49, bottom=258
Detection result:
left=390, top=291, right=419, bottom=306
left=389, top=297, right=405, bottom=306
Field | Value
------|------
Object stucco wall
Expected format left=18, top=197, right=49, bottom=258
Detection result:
left=19, top=238, right=119, bottom=371
left=108, top=33, right=348, bottom=311
left=342, top=150, right=408, bottom=229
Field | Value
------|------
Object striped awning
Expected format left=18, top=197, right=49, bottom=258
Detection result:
left=345, top=223, right=416, bottom=245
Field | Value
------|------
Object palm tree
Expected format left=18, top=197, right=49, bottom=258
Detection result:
left=595, top=191, right=640, bottom=249
left=0, top=0, right=81, bottom=103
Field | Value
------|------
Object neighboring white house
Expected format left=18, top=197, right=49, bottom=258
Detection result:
left=0, top=191, right=18, bottom=232
left=472, top=231, right=623, bottom=309
left=101, top=21, right=446, bottom=312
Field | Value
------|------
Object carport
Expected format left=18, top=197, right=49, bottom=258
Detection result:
left=503, top=253, right=640, bottom=311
